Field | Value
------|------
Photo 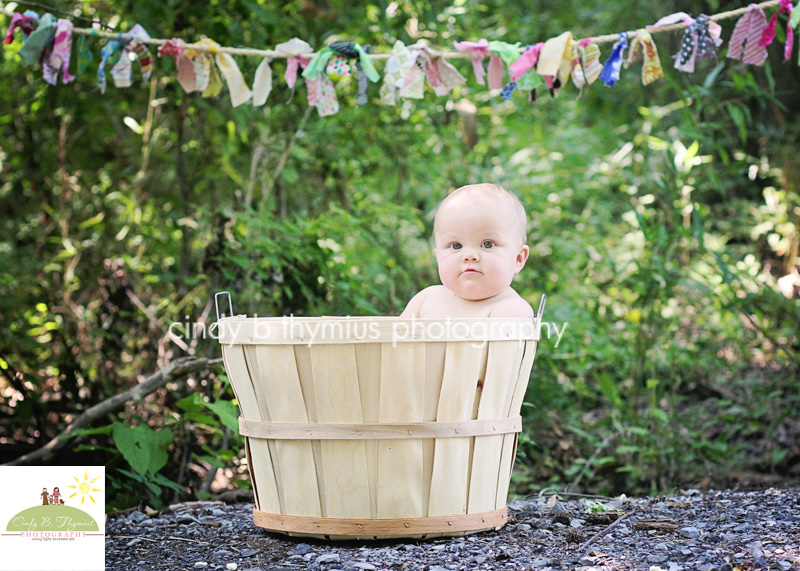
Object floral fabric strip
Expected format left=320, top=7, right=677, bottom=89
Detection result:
left=625, top=30, right=663, bottom=85
left=380, top=41, right=417, bottom=105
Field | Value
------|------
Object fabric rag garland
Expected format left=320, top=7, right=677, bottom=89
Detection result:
left=303, top=41, right=378, bottom=115
left=599, top=33, right=628, bottom=86
left=727, top=4, right=770, bottom=65
left=75, top=34, right=94, bottom=77
left=7, top=0, right=800, bottom=113
left=43, top=19, right=75, bottom=85
left=536, top=32, right=576, bottom=95
left=502, top=42, right=543, bottom=100
left=17, top=12, right=55, bottom=65
left=625, top=30, right=664, bottom=85
left=453, top=39, right=490, bottom=85
left=577, top=39, right=603, bottom=86
left=648, top=12, right=722, bottom=73
left=380, top=40, right=418, bottom=105
left=96, top=38, right=120, bottom=94
left=4, top=11, right=37, bottom=44
left=759, top=0, right=794, bottom=62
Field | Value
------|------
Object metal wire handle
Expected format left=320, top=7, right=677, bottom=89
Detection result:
left=215, top=291, right=234, bottom=322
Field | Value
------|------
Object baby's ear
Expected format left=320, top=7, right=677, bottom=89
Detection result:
left=515, top=245, right=530, bottom=271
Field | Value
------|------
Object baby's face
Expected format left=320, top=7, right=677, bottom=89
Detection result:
left=433, top=192, right=528, bottom=302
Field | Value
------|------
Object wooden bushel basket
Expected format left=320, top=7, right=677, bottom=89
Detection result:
left=216, top=296, right=545, bottom=540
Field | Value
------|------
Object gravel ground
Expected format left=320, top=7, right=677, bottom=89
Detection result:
left=105, top=488, right=799, bottom=571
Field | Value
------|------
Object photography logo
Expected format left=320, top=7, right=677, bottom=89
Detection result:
left=0, top=466, right=105, bottom=571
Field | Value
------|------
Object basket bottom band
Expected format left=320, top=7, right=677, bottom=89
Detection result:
left=253, top=506, right=508, bottom=537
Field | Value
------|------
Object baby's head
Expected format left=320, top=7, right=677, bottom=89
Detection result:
left=433, top=184, right=527, bottom=245
left=432, top=183, right=529, bottom=301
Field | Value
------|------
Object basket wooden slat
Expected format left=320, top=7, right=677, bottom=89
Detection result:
left=353, top=343, right=381, bottom=518
left=495, top=341, right=539, bottom=508
left=309, top=344, right=371, bottom=518
left=468, top=341, right=525, bottom=514
left=222, top=345, right=281, bottom=514
left=428, top=343, right=486, bottom=517
left=377, top=342, right=425, bottom=518
left=248, top=345, right=321, bottom=517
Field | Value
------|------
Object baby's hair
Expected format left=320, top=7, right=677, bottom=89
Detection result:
left=434, top=183, right=528, bottom=244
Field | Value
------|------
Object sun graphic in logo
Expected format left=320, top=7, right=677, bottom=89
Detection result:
left=66, top=468, right=103, bottom=507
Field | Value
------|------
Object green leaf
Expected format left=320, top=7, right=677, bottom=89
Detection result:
left=203, top=399, right=240, bottom=432
left=112, top=424, right=173, bottom=476
left=112, top=424, right=152, bottom=476
left=61, top=424, right=116, bottom=438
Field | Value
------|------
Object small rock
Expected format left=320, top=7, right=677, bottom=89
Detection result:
left=648, top=554, right=668, bottom=564
left=316, top=553, right=340, bottom=565
left=654, top=542, right=668, bottom=551
left=565, top=528, right=585, bottom=544
left=778, top=562, right=792, bottom=571
left=239, top=549, right=258, bottom=557
left=226, top=564, right=237, bottom=571
left=475, top=556, right=486, bottom=564
left=705, top=534, right=722, bottom=543
left=679, top=526, right=701, bottom=539
left=126, top=538, right=142, bottom=547
left=293, top=544, right=313, bottom=556
left=732, top=523, right=752, bottom=533
left=516, top=523, right=532, bottom=532
left=177, top=514, right=196, bottom=525
left=428, top=567, right=448, bottom=571
left=352, top=564, right=376, bottom=571
left=551, top=512, right=571, bottom=525
left=530, top=558, right=549, bottom=568
left=127, top=511, right=146, bottom=523
left=194, top=564, right=208, bottom=569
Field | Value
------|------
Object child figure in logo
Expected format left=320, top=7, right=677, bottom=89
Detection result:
left=41, top=488, right=49, bottom=506
left=52, top=487, right=60, bottom=505
left=401, top=183, right=533, bottom=318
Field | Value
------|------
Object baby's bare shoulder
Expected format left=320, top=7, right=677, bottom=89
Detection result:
left=488, top=292, right=534, bottom=318
left=400, top=286, right=448, bottom=317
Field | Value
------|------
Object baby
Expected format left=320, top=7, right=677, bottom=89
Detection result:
left=401, top=183, right=533, bottom=318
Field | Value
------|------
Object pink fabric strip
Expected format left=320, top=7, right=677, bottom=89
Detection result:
left=509, top=43, right=543, bottom=82
left=285, top=57, right=310, bottom=88
left=759, top=0, right=794, bottom=61
left=728, top=5, right=769, bottom=65
left=487, top=55, right=503, bottom=89
left=453, top=39, right=490, bottom=85
left=4, top=13, right=36, bottom=44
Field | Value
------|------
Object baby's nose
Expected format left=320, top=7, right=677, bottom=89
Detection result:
left=462, top=247, right=479, bottom=261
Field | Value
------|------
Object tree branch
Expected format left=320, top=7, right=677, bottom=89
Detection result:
left=3, top=356, right=222, bottom=466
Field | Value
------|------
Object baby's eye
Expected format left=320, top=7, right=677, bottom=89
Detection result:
left=450, top=242, right=463, bottom=250
left=482, top=240, right=495, bottom=249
